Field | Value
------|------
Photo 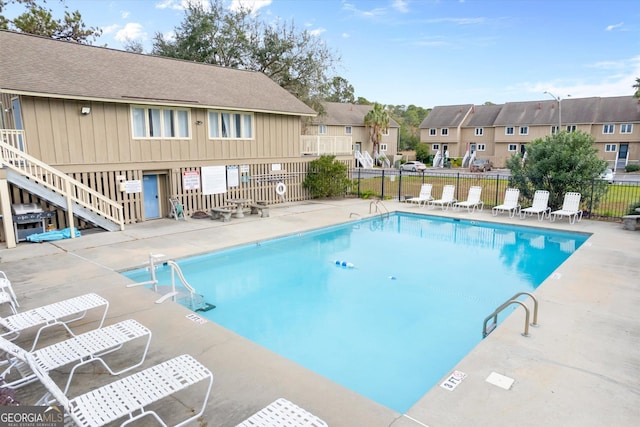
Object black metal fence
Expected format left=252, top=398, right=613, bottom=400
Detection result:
left=348, top=168, right=640, bottom=221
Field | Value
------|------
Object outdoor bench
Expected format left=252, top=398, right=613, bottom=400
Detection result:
left=249, top=202, right=270, bottom=217
left=622, top=215, right=640, bottom=231
left=210, top=207, right=234, bottom=222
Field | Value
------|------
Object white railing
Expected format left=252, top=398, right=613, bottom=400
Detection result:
left=300, top=135, right=352, bottom=156
left=0, top=129, right=26, bottom=151
left=355, top=150, right=374, bottom=168
left=0, top=134, right=124, bottom=231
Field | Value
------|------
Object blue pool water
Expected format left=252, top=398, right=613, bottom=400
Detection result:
left=123, top=213, right=588, bottom=413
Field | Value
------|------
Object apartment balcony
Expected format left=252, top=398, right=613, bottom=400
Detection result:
left=300, top=135, right=352, bottom=156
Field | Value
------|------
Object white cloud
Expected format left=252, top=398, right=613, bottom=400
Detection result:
left=121, top=11, right=130, bottom=19
left=229, top=0, right=272, bottom=12
left=606, top=22, right=623, bottom=31
left=309, top=27, right=326, bottom=37
left=115, top=23, right=146, bottom=42
left=342, top=32, right=350, bottom=38
left=392, top=0, right=409, bottom=13
left=342, top=2, right=386, bottom=18
left=426, top=17, right=485, bottom=25
left=102, top=24, right=119, bottom=35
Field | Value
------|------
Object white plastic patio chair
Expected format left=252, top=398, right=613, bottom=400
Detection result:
left=237, top=398, right=328, bottom=427
left=428, top=185, right=457, bottom=210
left=492, top=188, right=520, bottom=218
left=0, top=292, right=108, bottom=350
left=550, top=192, right=583, bottom=224
left=1, top=319, right=151, bottom=396
left=454, top=186, right=484, bottom=213
left=0, top=271, right=19, bottom=313
left=519, top=190, right=551, bottom=221
left=407, top=183, right=433, bottom=207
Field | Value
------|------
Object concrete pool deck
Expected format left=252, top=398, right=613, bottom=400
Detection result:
left=1, top=198, right=638, bottom=426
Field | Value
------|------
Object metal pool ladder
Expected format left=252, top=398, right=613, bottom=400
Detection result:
left=483, top=292, right=539, bottom=338
left=369, top=199, right=389, bottom=218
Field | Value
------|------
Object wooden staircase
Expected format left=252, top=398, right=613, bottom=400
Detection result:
left=0, top=133, right=124, bottom=233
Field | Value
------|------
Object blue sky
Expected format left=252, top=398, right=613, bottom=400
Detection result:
left=6, top=0, right=640, bottom=108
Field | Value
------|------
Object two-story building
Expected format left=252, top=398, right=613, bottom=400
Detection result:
left=420, top=97, right=640, bottom=169
left=0, top=30, right=361, bottom=247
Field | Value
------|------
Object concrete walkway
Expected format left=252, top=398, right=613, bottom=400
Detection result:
left=1, top=198, right=638, bottom=426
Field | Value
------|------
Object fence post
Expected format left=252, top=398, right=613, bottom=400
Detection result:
left=589, top=178, right=595, bottom=219
left=456, top=172, right=460, bottom=200
left=381, top=169, right=385, bottom=199
left=398, top=170, right=402, bottom=201
left=357, top=167, right=361, bottom=197
left=495, top=175, right=500, bottom=206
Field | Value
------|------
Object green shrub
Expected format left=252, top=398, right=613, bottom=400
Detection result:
left=627, top=201, right=640, bottom=215
left=625, top=163, right=640, bottom=172
left=303, top=155, right=353, bottom=198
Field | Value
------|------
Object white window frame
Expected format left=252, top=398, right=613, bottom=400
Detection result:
left=318, top=124, right=327, bottom=135
left=508, top=144, right=517, bottom=152
left=519, top=126, right=529, bottom=135
left=551, top=125, right=560, bottom=135
left=605, top=144, right=617, bottom=152
left=477, top=144, right=486, bottom=151
left=432, top=144, right=439, bottom=150
left=131, top=106, right=191, bottom=139
left=475, top=128, right=483, bottom=136
left=505, top=127, right=515, bottom=135
left=429, top=128, right=437, bottom=136
left=620, top=123, right=633, bottom=134
left=603, top=124, right=615, bottom=134
left=566, top=125, right=577, bottom=133
left=380, top=143, right=388, bottom=151
left=345, top=126, right=352, bottom=135
left=441, top=128, right=449, bottom=136
left=207, top=110, right=254, bottom=139
left=382, top=128, right=389, bottom=136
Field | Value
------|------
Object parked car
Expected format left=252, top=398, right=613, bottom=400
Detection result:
left=599, top=168, right=615, bottom=183
left=470, top=159, right=493, bottom=172
left=401, top=161, right=427, bottom=172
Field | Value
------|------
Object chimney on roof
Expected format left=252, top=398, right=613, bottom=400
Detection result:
left=471, top=105, right=475, bottom=113
left=537, top=102, right=541, bottom=109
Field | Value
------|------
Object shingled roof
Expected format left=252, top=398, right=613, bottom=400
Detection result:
left=0, top=30, right=316, bottom=116
left=419, top=104, right=473, bottom=128
left=311, top=102, right=399, bottom=127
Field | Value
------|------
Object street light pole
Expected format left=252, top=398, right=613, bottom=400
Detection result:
left=544, top=91, right=562, bottom=133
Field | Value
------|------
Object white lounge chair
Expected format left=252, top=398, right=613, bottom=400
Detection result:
left=1, top=336, right=213, bottom=427
left=428, top=185, right=457, bottom=210
left=519, top=190, right=551, bottom=221
left=550, top=192, right=583, bottom=224
left=454, top=186, right=484, bottom=213
left=408, top=183, right=433, bottom=207
left=0, top=272, right=19, bottom=314
left=1, top=319, right=151, bottom=396
left=0, top=293, right=108, bottom=350
left=492, top=188, right=520, bottom=217
left=238, top=398, right=328, bottom=427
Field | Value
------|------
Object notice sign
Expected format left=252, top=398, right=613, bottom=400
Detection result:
left=440, top=370, right=467, bottom=391
left=227, top=165, right=239, bottom=187
left=201, top=166, right=227, bottom=195
left=125, top=180, right=142, bottom=194
left=182, top=170, right=201, bottom=191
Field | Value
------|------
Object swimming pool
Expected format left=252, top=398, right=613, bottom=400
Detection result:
left=123, top=213, right=589, bottom=413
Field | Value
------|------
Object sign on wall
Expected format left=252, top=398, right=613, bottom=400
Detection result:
left=182, top=170, right=201, bottom=191
left=227, top=165, right=239, bottom=187
left=124, top=180, right=142, bottom=193
left=201, top=166, right=227, bottom=195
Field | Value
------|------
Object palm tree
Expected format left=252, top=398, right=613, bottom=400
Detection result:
left=364, top=102, right=390, bottom=164
left=633, top=77, right=640, bottom=98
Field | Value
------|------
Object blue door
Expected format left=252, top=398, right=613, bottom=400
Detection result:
left=143, top=175, right=160, bottom=219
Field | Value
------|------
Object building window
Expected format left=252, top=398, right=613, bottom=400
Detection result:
left=318, top=124, right=327, bottom=134
left=441, top=128, right=449, bottom=136
left=566, top=125, right=576, bottom=133
left=432, top=144, right=439, bottom=150
left=380, top=143, right=388, bottom=151
left=605, top=144, right=617, bottom=152
left=429, top=128, right=437, bottom=136
left=505, top=127, right=515, bottom=135
left=208, top=111, right=253, bottom=139
left=345, top=126, right=352, bottom=135
left=477, top=144, right=486, bottom=151
left=519, top=126, right=529, bottom=135
left=621, top=123, right=633, bottom=134
left=475, top=128, right=483, bottom=136
left=382, top=128, right=389, bottom=136
left=603, top=124, right=615, bottom=134
left=508, top=144, right=517, bottom=151
left=132, top=106, right=190, bottom=139
left=551, top=125, right=560, bottom=134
